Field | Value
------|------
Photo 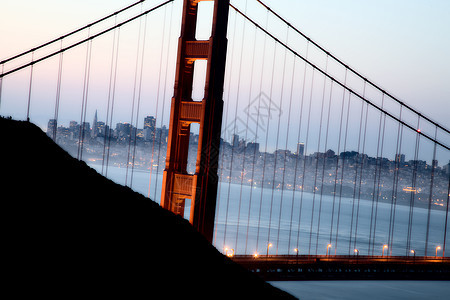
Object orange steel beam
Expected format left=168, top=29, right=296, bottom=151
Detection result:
left=161, top=0, right=229, bottom=243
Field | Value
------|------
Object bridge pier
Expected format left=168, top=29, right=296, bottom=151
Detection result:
left=161, top=0, right=229, bottom=242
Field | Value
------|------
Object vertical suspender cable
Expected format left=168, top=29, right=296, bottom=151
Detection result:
left=78, top=37, right=93, bottom=161
left=353, top=97, right=369, bottom=251
left=277, top=37, right=296, bottom=254
left=308, top=57, right=328, bottom=255
left=317, top=79, right=333, bottom=253
left=372, top=104, right=387, bottom=253
left=443, top=178, right=450, bottom=257
left=261, top=39, right=277, bottom=253
left=130, top=13, right=149, bottom=188
left=388, top=105, right=403, bottom=254
left=335, top=91, right=352, bottom=254
left=53, top=40, right=64, bottom=141
left=329, top=69, right=347, bottom=247
left=285, top=57, right=297, bottom=253
left=368, top=94, right=385, bottom=255
left=254, top=10, right=269, bottom=254
left=269, top=27, right=289, bottom=255
left=424, top=127, right=438, bottom=255
left=301, top=68, right=315, bottom=255
left=294, top=42, right=310, bottom=252
left=243, top=24, right=259, bottom=254
left=0, top=64, right=4, bottom=110
left=26, top=52, right=35, bottom=122
left=149, top=4, right=168, bottom=201
left=104, top=26, right=121, bottom=177
left=234, top=1, right=250, bottom=253
left=406, top=116, right=421, bottom=255
left=221, top=8, right=239, bottom=249
left=126, top=5, right=145, bottom=187
left=348, top=86, right=365, bottom=254
left=153, top=2, right=173, bottom=202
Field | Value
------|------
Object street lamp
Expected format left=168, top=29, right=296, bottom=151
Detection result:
left=253, top=252, right=259, bottom=259
left=226, top=248, right=235, bottom=258
left=267, top=243, right=273, bottom=257
left=382, top=244, right=388, bottom=256
left=436, top=246, right=441, bottom=257
left=326, top=244, right=332, bottom=256
left=294, top=248, right=299, bottom=264
left=354, top=249, right=359, bottom=256
left=410, top=250, right=416, bottom=260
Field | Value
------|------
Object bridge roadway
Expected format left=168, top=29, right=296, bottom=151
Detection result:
left=231, top=254, right=450, bottom=280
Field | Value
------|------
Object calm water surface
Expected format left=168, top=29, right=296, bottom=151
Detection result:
left=90, top=164, right=449, bottom=257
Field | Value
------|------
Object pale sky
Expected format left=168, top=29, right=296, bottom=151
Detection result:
left=1, top=0, right=449, bottom=159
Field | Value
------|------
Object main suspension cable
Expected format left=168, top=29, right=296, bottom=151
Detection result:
left=0, top=0, right=146, bottom=65
left=253, top=0, right=449, bottom=136
left=228, top=3, right=449, bottom=151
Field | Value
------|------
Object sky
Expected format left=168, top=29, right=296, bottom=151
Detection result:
left=1, top=0, right=449, bottom=159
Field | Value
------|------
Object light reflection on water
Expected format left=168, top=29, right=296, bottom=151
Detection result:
left=90, top=164, right=449, bottom=257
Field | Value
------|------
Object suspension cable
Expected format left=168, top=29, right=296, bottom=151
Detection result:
left=0, top=0, right=146, bottom=65
left=253, top=0, right=449, bottom=136
left=0, top=0, right=174, bottom=79
left=228, top=3, right=450, bottom=151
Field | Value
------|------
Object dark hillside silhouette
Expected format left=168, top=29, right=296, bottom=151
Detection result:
left=1, top=117, right=296, bottom=299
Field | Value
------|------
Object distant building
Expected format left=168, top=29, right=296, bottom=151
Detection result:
left=395, top=153, right=405, bottom=165
left=444, top=161, right=450, bottom=175
left=246, top=142, right=259, bottom=154
left=116, top=122, right=133, bottom=140
left=296, top=142, right=305, bottom=157
left=81, top=122, right=91, bottom=138
left=432, top=159, right=438, bottom=169
left=47, top=119, right=57, bottom=137
left=232, top=134, right=240, bottom=148
left=144, top=116, right=156, bottom=141
left=91, top=110, right=99, bottom=138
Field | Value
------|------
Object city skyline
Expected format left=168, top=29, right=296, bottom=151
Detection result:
left=46, top=112, right=450, bottom=168
left=43, top=114, right=449, bottom=212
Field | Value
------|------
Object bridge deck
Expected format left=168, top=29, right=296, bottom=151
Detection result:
left=231, top=255, right=450, bottom=280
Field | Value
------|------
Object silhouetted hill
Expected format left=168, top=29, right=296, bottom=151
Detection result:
left=1, top=117, right=296, bottom=299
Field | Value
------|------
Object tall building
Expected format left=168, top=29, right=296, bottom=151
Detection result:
left=144, top=116, right=156, bottom=130
left=395, top=153, right=405, bottom=165
left=47, top=119, right=57, bottom=138
left=232, top=134, right=239, bottom=148
left=296, top=142, right=305, bottom=157
left=144, top=116, right=156, bottom=141
left=81, top=122, right=91, bottom=138
left=91, top=110, right=99, bottom=138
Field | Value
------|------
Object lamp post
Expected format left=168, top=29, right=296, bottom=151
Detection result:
left=294, top=248, right=299, bottom=265
left=326, top=244, right=332, bottom=256
left=436, top=246, right=441, bottom=257
left=410, top=250, right=416, bottom=261
left=382, top=244, right=388, bottom=257
left=354, top=249, right=359, bottom=257
left=267, top=243, right=272, bottom=257
left=225, top=248, right=234, bottom=257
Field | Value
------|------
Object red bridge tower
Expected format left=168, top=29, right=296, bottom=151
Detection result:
left=161, top=0, right=229, bottom=243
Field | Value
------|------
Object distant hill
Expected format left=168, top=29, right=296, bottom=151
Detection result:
left=1, top=117, right=296, bottom=299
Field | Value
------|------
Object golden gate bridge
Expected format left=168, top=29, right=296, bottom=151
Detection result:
left=1, top=0, right=449, bottom=279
